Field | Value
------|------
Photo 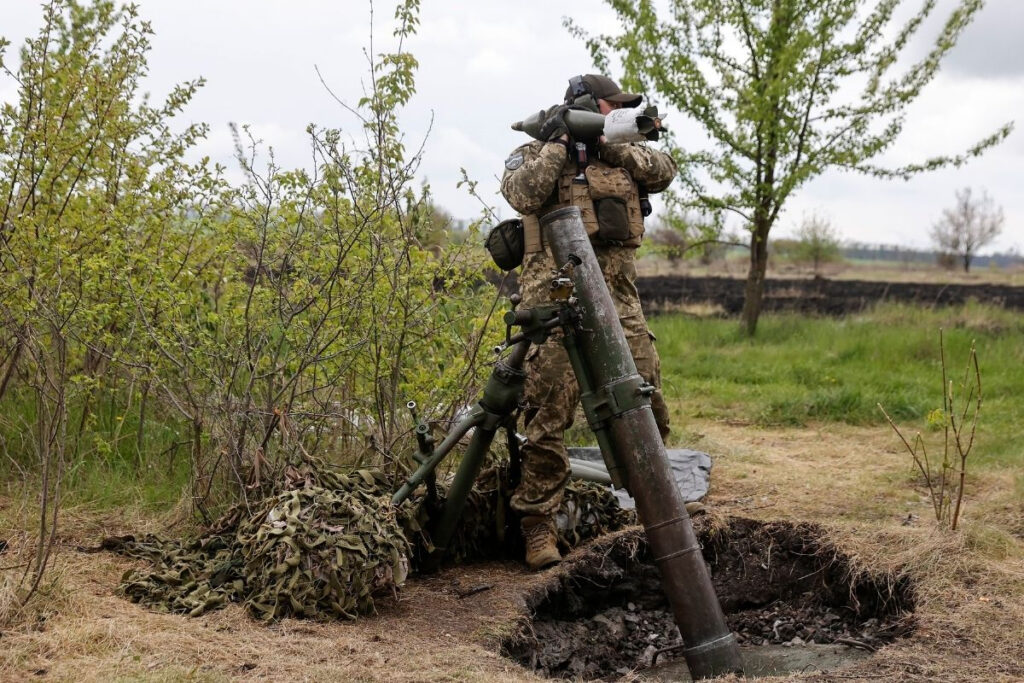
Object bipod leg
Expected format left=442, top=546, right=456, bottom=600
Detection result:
left=420, top=415, right=500, bottom=572
left=392, top=408, right=483, bottom=506
left=420, top=341, right=529, bottom=570
left=505, top=417, right=523, bottom=492
left=562, top=328, right=629, bottom=490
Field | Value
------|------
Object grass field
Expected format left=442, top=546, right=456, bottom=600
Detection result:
left=652, top=302, right=1024, bottom=473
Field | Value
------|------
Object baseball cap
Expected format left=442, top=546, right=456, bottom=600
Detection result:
left=565, top=74, right=642, bottom=108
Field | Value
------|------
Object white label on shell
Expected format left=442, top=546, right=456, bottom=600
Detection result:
left=602, top=106, right=647, bottom=144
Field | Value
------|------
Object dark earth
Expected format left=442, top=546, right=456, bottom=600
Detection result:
left=503, top=518, right=915, bottom=680
left=491, top=272, right=1024, bottom=316
left=635, top=276, right=1024, bottom=315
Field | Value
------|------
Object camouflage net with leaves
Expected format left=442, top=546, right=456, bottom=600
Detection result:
left=108, top=461, right=632, bottom=621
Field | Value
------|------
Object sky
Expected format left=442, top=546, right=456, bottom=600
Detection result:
left=2, top=0, right=1022, bottom=253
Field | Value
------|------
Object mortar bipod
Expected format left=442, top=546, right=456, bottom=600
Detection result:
left=390, top=281, right=576, bottom=566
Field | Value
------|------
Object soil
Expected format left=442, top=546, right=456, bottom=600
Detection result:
left=503, top=519, right=915, bottom=680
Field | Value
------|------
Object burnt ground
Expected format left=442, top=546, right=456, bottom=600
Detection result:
left=491, top=272, right=1024, bottom=316
left=504, top=519, right=915, bottom=680
left=637, top=276, right=1024, bottom=315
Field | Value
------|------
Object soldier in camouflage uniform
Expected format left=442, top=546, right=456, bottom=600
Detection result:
left=501, top=74, right=677, bottom=570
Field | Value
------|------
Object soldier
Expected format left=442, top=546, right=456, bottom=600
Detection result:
left=501, top=74, right=677, bottom=570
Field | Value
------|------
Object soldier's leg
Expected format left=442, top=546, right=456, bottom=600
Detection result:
left=513, top=251, right=579, bottom=515
left=596, top=247, right=671, bottom=439
left=624, top=320, right=671, bottom=439
left=510, top=339, right=579, bottom=517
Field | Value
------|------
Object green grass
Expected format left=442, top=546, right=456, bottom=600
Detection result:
left=3, top=301, right=1021, bottom=513
left=1, top=389, right=192, bottom=511
left=651, top=301, right=1024, bottom=468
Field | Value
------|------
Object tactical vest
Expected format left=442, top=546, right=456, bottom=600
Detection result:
left=522, top=156, right=645, bottom=255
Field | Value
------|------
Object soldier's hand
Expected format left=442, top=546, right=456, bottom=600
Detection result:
left=538, top=104, right=571, bottom=141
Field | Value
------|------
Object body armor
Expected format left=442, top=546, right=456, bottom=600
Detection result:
left=523, top=155, right=645, bottom=255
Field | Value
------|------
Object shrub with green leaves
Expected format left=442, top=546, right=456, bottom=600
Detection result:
left=0, top=0, right=499, bottom=608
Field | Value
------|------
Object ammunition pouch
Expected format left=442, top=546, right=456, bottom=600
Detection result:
left=485, top=218, right=525, bottom=271
left=522, top=214, right=543, bottom=255
left=522, top=158, right=646, bottom=254
left=585, top=165, right=644, bottom=245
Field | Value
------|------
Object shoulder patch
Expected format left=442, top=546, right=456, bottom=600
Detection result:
left=504, top=151, right=524, bottom=171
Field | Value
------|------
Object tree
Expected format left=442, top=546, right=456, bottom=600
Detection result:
left=646, top=225, right=689, bottom=264
left=572, top=0, right=1012, bottom=334
left=660, top=208, right=741, bottom=265
left=0, top=0, right=212, bottom=606
left=930, top=187, right=1004, bottom=272
left=793, top=213, right=841, bottom=274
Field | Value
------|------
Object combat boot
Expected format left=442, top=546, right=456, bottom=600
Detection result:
left=685, top=501, right=706, bottom=516
left=521, top=515, right=560, bottom=570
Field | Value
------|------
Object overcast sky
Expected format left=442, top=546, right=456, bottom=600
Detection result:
left=2, top=0, right=1021, bottom=253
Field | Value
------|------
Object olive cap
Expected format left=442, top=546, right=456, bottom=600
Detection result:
left=565, top=74, right=642, bottom=108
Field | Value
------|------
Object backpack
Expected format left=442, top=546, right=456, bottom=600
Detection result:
left=484, top=218, right=524, bottom=271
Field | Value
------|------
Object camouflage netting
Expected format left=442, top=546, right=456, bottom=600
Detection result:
left=107, top=461, right=633, bottom=622
left=112, top=467, right=419, bottom=620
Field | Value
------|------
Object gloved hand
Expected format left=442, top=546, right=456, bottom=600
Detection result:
left=538, top=104, right=571, bottom=141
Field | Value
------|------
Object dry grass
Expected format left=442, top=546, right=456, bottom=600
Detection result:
left=1, top=420, right=1022, bottom=681
left=695, top=421, right=1024, bottom=682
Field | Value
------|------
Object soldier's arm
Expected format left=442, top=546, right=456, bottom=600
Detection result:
left=597, top=143, right=677, bottom=193
left=500, top=141, right=569, bottom=215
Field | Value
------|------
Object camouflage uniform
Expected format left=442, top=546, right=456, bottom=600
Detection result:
left=501, top=139, right=677, bottom=517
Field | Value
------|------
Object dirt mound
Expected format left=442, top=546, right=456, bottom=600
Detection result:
left=504, top=518, right=914, bottom=680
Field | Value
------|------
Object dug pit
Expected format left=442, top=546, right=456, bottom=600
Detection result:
left=503, top=518, right=915, bottom=680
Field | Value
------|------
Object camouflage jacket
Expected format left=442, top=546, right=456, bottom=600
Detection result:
left=500, top=140, right=677, bottom=216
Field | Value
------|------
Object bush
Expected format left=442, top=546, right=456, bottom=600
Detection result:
left=0, top=0, right=498, bottom=609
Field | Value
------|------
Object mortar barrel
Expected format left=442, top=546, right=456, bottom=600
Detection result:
left=540, top=206, right=743, bottom=679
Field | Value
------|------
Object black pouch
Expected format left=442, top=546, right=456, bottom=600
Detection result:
left=594, top=197, right=630, bottom=242
left=585, top=166, right=634, bottom=243
left=485, top=218, right=524, bottom=271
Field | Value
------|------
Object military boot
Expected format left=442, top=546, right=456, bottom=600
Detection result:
left=685, top=501, right=706, bottom=516
left=521, top=515, right=561, bottom=571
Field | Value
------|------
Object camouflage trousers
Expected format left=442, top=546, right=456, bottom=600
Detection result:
left=510, top=246, right=670, bottom=518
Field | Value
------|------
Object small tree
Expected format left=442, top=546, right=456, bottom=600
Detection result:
left=879, top=332, right=981, bottom=531
left=646, top=226, right=689, bottom=264
left=571, top=0, right=1013, bottom=335
left=794, top=213, right=841, bottom=275
left=0, top=0, right=212, bottom=606
left=930, top=187, right=1004, bottom=273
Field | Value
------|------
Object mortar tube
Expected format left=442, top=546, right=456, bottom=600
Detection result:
left=540, top=206, right=744, bottom=679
